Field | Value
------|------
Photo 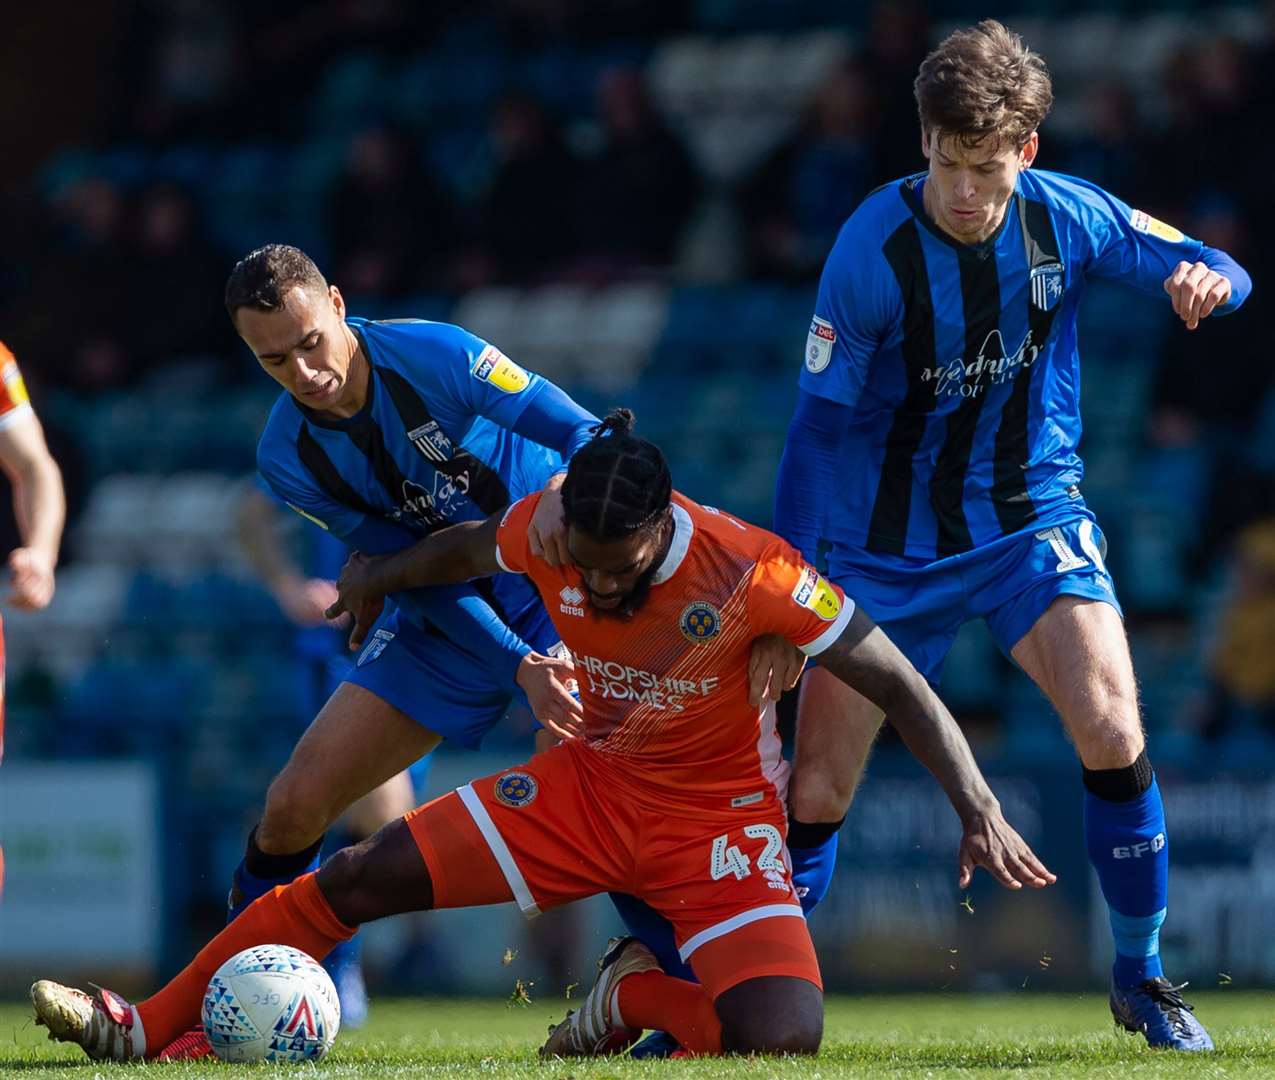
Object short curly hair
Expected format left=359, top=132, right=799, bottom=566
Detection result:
left=914, top=20, right=1053, bottom=152
left=224, top=244, right=328, bottom=321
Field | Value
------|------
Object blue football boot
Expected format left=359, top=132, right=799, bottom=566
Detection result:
left=1110, top=977, right=1214, bottom=1051
left=324, top=938, right=369, bottom=1029
left=629, top=1029, right=682, bottom=1059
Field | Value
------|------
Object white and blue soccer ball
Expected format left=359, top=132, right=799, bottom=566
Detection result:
left=202, top=944, right=341, bottom=1063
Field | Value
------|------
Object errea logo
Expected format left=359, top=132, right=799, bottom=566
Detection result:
left=559, top=586, right=585, bottom=617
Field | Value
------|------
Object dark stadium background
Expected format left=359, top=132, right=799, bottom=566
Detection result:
left=1, top=0, right=1272, bottom=998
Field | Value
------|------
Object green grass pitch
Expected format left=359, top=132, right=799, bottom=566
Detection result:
left=3, top=992, right=1274, bottom=1077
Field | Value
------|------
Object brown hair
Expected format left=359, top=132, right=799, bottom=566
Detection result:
left=914, top=19, right=1052, bottom=152
left=224, top=244, right=328, bottom=321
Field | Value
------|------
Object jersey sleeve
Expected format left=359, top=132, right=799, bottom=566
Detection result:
left=0, top=342, right=34, bottom=432
left=798, top=217, right=902, bottom=408
left=494, top=492, right=542, bottom=575
left=748, top=538, right=855, bottom=656
left=1061, top=176, right=1224, bottom=302
left=431, top=323, right=550, bottom=430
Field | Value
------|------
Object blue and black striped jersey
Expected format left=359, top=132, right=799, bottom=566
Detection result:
left=791, top=168, right=1250, bottom=562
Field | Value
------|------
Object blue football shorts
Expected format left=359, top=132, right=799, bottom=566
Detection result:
left=336, top=599, right=563, bottom=751
left=826, top=514, right=1121, bottom=686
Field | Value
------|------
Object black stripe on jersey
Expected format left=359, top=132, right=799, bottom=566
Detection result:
left=296, top=425, right=381, bottom=519
left=866, top=219, right=939, bottom=556
left=990, top=196, right=1062, bottom=534
left=930, top=249, right=1001, bottom=557
left=374, top=364, right=512, bottom=517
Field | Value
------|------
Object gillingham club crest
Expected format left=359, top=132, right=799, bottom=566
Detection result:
left=494, top=771, right=538, bottom=808
left=680, top=601, right=722, bottom=644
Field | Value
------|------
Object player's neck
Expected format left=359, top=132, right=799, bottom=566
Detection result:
left=318, top=328, right=370, bottom=420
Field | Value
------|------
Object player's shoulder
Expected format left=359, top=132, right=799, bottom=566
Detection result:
left=353, top=317, right=483, bottom=372
left=678, top=493, right=785, bottom=565
left=256, top=392, right=306, bottom=469
left=823, top=175, right=917, bottom=279
left=1019, top=168, right=1120, bottom=221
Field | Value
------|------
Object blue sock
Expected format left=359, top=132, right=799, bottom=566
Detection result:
left=787, top=817, right=843, bottom=916
left=608, top=893, right=695, bottom=981
left=227, top=827, right=323, bottom=922
left=1083, top=758, right=1167, bottom=989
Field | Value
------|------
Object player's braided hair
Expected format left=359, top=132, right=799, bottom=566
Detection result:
left=562, top=408, right=672, bottom=540
left=225, top=244, right=329, bottom=320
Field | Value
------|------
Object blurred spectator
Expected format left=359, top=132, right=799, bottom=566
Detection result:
left=326, top=125, right=455, bottom=295
left=1056, top=82, right=1141, bottom=195
left=458, top=94, right=580, bottom=285
left=738, top=60, right=877, bottom=281
left=13, top=177, right=134, bottom=390
left=1148, top=198, right=1273, bottom=566
left=572, top=66, right=700, bottom=274
left=122, top=184, right=229, bottom=373
left=1202, top=519, right=1275, bottom=737
left=861, top=1, right=931, bottom=181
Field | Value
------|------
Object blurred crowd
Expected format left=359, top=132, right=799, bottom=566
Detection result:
left=0, top=0, right=1273, bottom=748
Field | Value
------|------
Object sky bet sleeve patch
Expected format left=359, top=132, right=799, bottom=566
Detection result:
left=471, top=344, right=531, bottom=393
left=791, top=565, right=842, bottom=621
left=1130, top=209, right=1185, bottom=244
left=805, top=315, right=836, bottom=374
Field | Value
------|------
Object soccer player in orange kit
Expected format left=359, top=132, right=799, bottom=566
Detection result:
left=31, top=411, right=1051, bottom=1060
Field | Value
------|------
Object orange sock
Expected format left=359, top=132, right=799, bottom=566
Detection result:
left=616, top=971, right=722, bottom=1055
left=135, top=872, right=354, bottom=1057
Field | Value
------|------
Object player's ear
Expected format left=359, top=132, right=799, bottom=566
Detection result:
left=921, top=128, right=931, bottom=159
left=1019, top=132, right=1039, bottom=170
left=329, top=284, right=346, bottom=319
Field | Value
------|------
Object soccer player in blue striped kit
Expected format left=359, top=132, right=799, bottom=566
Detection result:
left=774, top=20, right=1251, bottom=1051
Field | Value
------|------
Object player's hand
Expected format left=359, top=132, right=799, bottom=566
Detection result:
left=6, top=547, right=55, bottom=610
left=527, top=474, right=569, bottom=567
left=747, top=634, right=807, bottom=706
left=1163, top=260, right=1231, bottom=330
left=957, top=807, right=1056, bottom=891
left=325, top=552, right=389, bottom=651
left=516, top=651, right=583, bottom=741
left=275, top=574, right=341, bottom=628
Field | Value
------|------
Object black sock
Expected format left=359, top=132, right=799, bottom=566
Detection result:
left=243, top=825, right=325, bottom=879
left=787, top=815, right=846, bottom=850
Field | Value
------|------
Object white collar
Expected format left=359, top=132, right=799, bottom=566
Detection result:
left=651, top=502, right=692, bottom=585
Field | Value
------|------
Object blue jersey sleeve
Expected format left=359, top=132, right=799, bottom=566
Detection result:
left=1060, top=175, right=1250, bottom=315
left=799, top=216, right=902, bottom=408
left=773, top=389, right=849, bottom=565
left=508, top=381, right=599, bottom=475
left=428, top=323, right=552, bottom=429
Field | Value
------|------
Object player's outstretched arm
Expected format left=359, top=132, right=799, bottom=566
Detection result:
left=326, top=515, right=502, bottom=640
left=0, top=410, right=65, bottom=610
left=816, top=606, right=1055, bottom=891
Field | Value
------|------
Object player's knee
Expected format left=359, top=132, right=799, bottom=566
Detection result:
left=790, top=769, right=857, bottom=824
left=716, top=976, right=823, bottom=1056
left=1075, top=713, right=1144, bottom=771
left=315, top=820, right=434, bottom=926
left=259, top=772, right=332, bottom=852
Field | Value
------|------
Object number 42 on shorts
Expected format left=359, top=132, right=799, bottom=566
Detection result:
left=709, top=824, right=786, bottom=882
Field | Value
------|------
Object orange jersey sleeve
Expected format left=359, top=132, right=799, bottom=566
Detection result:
left=0, top=342, right=33, bottom=430
left=748, top=540, right=854, bottom=656
left=494, top=492, right=542, bottom=574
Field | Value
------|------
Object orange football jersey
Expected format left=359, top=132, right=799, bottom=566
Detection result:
left=496, top=491, right=853, bottom=811
left=0, top=342, right=32, bottom=430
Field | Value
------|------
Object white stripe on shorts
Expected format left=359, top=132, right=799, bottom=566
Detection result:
left=456, top=783, right=541, bottom=917
left=677, top=903, right=804, bottom=962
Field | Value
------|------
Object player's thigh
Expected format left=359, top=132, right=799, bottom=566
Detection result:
left=340, top=768, right=418, bottom=839
left=262, top=682, right=442, bottom=849
left=415, top=743, right=634, bottom=917
left=790, top=665, right=884, bottom=822
left=1011, top=595, right=1143, bottom=769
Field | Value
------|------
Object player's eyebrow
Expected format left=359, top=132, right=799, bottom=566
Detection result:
left=258, top=328, right=320, bottom=361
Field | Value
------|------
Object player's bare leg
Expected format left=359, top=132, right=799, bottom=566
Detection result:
left=256, top=682, right=440, bottom=856
left=1012, top=595, right=1212, bottom=1051
left=789, top=665, right=884, bottom=825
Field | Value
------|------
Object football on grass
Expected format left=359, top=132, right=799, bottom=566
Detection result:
left=201, top=944, right=340, bottom=1062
